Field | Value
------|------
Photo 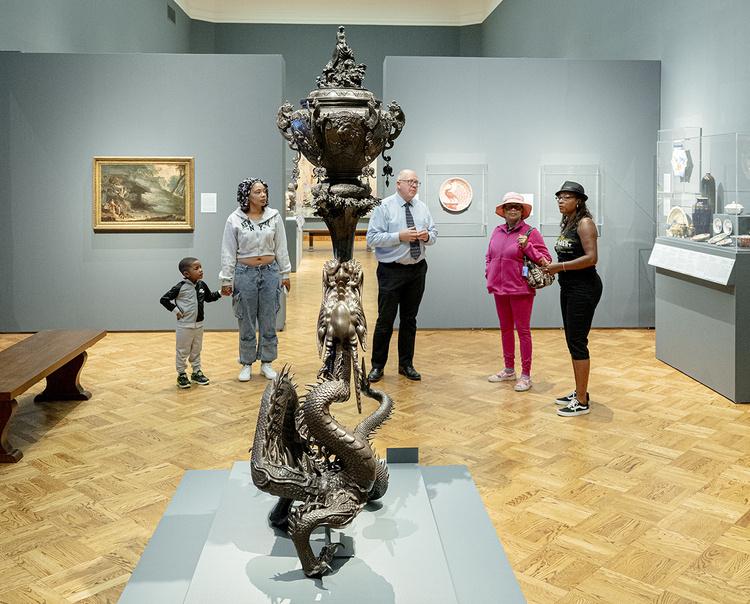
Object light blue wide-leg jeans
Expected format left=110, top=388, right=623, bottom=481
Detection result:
left=232, top=262, right=281, bottom=365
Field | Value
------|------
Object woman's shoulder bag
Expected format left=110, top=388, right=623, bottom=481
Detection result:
left=522, top=227, right=554, bottom=289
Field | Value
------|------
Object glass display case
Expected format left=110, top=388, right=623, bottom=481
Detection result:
left=657, top=129, right=750, bottom=251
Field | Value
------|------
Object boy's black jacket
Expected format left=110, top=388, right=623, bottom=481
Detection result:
left=160, top=279, right=221, bottom=323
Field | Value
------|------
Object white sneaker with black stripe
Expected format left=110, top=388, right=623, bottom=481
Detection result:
left=555, top=391, right=589, bottom=405
left=556, top=396, right=590, bottom=417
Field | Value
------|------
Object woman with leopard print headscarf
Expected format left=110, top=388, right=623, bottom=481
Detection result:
left=220, top=178, right=291, bottom=382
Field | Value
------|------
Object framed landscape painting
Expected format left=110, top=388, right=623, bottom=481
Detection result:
left=93, top=157, right=194, bottom=232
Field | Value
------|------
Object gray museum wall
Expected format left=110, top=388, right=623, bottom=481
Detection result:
left=201, top=23, right=472, bottom=106
left=0, top=0, right=192, bottom=53
left=481, top=0, right=750, bottom=136
left=3, top=0, right=748, bottom=139
left=383, top=57, right=660, bottom=328
left=0, top=51, right=284, bottom=331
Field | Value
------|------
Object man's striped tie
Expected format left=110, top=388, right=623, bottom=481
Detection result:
left=404, top=203, right=421, bottom=259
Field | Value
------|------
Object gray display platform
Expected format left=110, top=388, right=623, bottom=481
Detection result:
left=120, top=462, right=524, bottom=603
left=651, top=237, right=750, bottom=403
left=118, top=470, right=231, bottom=604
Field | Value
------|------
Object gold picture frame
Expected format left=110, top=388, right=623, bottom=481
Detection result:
left=93, top=156, right=194, bottom=232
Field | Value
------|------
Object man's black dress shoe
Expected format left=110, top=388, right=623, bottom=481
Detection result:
left=398, top=365, right=421, bottom=381
left=367, top=366, right=384, bottom=382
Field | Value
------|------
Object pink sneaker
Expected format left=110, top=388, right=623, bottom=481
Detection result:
left=488, top=368, right=516, bottom=383
left=514, top=376, right=532, bottom=392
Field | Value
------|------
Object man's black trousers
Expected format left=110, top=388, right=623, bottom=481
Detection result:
left=371, top=259, right=427, bottom=369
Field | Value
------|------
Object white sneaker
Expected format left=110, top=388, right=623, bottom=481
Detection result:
left=238, top=364, right=252, bottom=382
left=260, top=362, right=277, bottom=380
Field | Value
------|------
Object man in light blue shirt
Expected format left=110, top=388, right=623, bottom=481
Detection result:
left=366, top=169, right=437, bottom=382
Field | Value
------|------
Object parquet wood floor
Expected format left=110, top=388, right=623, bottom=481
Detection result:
left=1, top=237, right=749, bottom=603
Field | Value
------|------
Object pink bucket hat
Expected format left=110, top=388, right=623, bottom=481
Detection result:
left=496, top=191, right=532, bottom=219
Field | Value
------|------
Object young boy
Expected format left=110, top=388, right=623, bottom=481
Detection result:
left=160, top=257, right=222, bottom=389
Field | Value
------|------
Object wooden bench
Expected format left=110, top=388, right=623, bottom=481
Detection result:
left=0, top=329, right=106, bottom=462
left=306, top=228, right=367, bottom=249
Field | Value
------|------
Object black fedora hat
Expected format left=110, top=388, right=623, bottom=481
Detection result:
left=555, top=180, right=588, bottom=202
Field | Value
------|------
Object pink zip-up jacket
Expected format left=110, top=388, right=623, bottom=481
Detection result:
left=485, top=220, right=552, bottom=296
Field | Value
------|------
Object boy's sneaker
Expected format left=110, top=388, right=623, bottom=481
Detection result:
left=260, top=362, right=277, bottom=380
left=191, top=370, right=210, bottom=386
left=557, top=397, right=590, bottom=417
left=177, top=373, right=191, bottom=389
left=238, top=364, right=252, bottom=382
left=488, top=368, right=516, bottom=383
left=555, top=391, right=590, bottom=405
left=514, top=376, right=532, bottom=392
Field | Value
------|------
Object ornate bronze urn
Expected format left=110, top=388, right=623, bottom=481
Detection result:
left=277, top=26, right=405, bottom=261
left=250, top=27, right=404, bottom=578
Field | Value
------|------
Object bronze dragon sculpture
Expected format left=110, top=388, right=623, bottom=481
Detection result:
left=250, top=259, right=393, bottom=577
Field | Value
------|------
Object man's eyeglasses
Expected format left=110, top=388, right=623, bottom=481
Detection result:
left=398, top=179, right=420, bottom=186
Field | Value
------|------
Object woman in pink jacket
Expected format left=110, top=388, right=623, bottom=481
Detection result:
left=485, top=192, right=551, bottom=391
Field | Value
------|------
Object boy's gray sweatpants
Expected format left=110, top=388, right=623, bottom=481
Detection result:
left=176, top=325, right=204, bottom=373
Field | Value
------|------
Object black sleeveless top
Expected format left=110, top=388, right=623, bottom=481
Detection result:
left=555, top=221, right=597, bottom=278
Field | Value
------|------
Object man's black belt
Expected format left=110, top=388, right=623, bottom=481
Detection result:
left=378, top=259, right=425, bottom=268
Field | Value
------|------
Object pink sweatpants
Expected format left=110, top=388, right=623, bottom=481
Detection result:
left=493, top=293, right=535, bottom=376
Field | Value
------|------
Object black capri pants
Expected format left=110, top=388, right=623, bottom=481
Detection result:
left=559, top=271, right=603, bottom=360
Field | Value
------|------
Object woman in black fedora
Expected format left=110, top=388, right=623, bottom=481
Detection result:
left=542, top=181, right=602, bottom=417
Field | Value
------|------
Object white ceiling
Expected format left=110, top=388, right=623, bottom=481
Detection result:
left=173, top=0, right=503, bottom=26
